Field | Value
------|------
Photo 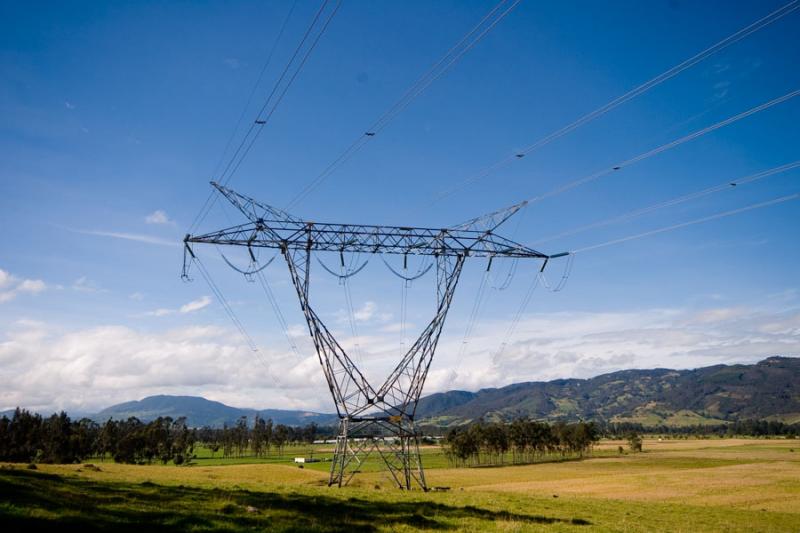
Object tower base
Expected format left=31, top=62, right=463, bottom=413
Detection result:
left=329, top=417, right=427, bottom=490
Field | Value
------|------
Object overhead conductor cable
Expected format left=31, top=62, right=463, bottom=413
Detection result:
left=286, top=0, right=523, bottom=209
left=190, top=0, right=341, bottom=233
left=432, top=0, right=800, bottom=203
left=532, top=160, right=800, bottom=245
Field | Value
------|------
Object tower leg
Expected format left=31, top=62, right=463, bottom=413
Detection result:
left=329, top=418, right=348, bottom=487
left=329, top=417, right=427, bottom=490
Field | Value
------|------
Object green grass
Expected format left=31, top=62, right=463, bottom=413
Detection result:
left=2, top=438, right=798, bottom=531
left=1, top=466, right=797, bottom=532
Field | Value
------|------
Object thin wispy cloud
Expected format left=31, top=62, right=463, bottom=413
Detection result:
left=73, top=229, right=178, bottom=247
left=145, top=308, right=174, bottom=317
left=180, top=296, right=211, bottom=314
left=72, top=276, right=104, bottom=293
left=142, top=296, right=212, bottom=317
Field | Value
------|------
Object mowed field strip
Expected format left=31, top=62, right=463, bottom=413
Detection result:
left=2, top=438, right=799, bottom=531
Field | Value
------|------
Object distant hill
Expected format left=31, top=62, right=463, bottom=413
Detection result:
left=94, top=395, right=337, bottom=428
left=5, top=357, right=798, bottom=428
left=416, top=356, right=800, bottom=426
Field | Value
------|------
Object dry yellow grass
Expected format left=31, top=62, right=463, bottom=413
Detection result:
left=37, top=461, right=328, bottom=491
left=366, top=438, right=800, bottom=513
left=5, top=437, right=798, bottom=531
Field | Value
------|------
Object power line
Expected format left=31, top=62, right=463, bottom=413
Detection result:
left=342, top=275, right=364, bottom=365
left=189, top=0, right=313, bottom=234
left=447, top=261, right=493, bottom=387
left=190, top=0, right=341, bottom=233
left=532, top=160, right=800, bottom=246
left=572, top=192, right=799, bottom=254
left=210, top=0, right=300, bottom=183
left=222, top=0, right=342, bottom=185
left=539, top=253, right=574, bottom=292
left=216, top=0, right=337, bottom=187
left=192, top=255, right=285, bottom=386
left=254, top=268, right=302, bottom=360
left=520, top=89, right=800, bottom=206
left=431, top=0, right=800, bottom=203
left=490, top=270, right=540, bottom=366
left=285, top=0, right=523, bottom=210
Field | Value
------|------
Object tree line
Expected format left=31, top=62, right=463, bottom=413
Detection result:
left=194, top=415, right=322, bottom=458
left=0, top=408, right=326, bottom=465
left=601, top=419, right=800, bottom=438
left=444, top=419, right=600, bottom=467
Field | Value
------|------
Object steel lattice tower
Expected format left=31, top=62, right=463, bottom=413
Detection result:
left=183, top=182, right=559, bottom=489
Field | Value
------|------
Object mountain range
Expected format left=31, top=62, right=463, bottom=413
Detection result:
left=92, top=395, right=338, bottom=428
left=3, top=356, right=798, bottom=427
left=415, top=355, right=800, bottom=426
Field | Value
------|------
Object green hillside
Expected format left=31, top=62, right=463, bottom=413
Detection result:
left=415, top=356, right=800, bottom=426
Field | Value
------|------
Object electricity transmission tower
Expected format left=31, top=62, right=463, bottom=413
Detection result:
left=183, top=182, right=560, bottom=490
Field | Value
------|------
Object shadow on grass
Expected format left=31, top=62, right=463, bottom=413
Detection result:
left=0, top=468, right=590, bottom=531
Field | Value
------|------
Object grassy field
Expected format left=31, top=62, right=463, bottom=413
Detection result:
left=1, top=438, right=798, bottom=531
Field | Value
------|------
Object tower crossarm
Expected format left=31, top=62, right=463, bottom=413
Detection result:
left=186, top=220, right=548, bottom=259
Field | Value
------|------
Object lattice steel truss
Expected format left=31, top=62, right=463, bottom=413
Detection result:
left=184, top=182, right=557, bottom=489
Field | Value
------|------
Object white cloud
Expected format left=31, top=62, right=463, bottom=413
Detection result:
left=144, top=308, right=174, bottom=317
left=72, top=276, right=104, bottom=293
left=129, top=292, right=144, bottom=301
left=335, top=301, right=392, bottom=324
left=65, top=101, right=76, bottom=110
left=691, top=307, right=746, bottom=324
left=16, top=279, right=45, bottom=293
left=223, top=57, right=240, bottom=69
left=0, top=270, right=12, bottom=289
left=1, top=298, right=797, bottom=415
left=180, top=296, right=211, bottom=314
left=0, top=320, right=326, bottom=414
left=431, top=305, right=800, bottom=392
left=354, top=301, right=376, bottom=322
left=141, top=296, right=212, bottom=317
left=145, top=210, right=172, bottom=225
left=0, top=269, right=47, bottom=303
left=380, top=322, right=414, bottom=333
left=74, top=229, right=177, bottom=247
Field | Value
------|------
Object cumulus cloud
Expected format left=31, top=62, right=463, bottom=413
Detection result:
left=0, top=320, right=326, bottom=414
left=145, top=210, right=172, bottom=225
left=428, top=305, right=800, bottom=393
left=0, top=269, right=47, bottom=303
left=1, top=302, right=798, bottom=414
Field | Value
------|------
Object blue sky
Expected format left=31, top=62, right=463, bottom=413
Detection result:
left=1, top=0, right=798, bottom=414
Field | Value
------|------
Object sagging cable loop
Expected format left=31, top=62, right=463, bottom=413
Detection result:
left=381, top=256, right=433, bottom=285
left=491, top=258, right=518, bottom=291
left=317, top=256, right=369, bottom=281
left=219, top=249, right=276, bottom=281
left=539, top=253, right=575, bottom=292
